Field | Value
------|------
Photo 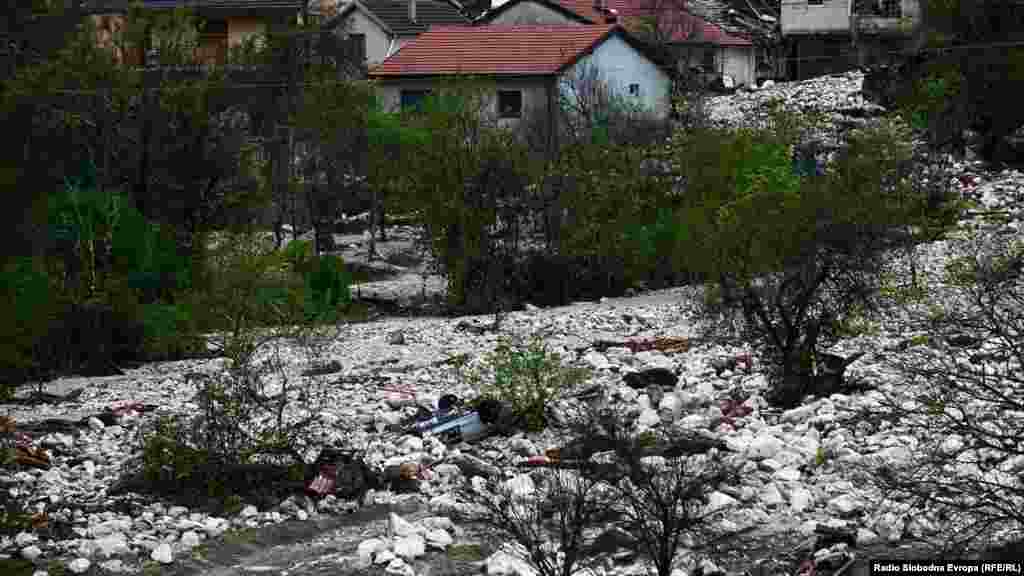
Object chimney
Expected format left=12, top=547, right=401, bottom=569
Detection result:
left=410, top=0, right=417, bottom=22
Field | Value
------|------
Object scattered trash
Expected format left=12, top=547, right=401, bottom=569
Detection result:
left=423, top=412, right=485, bottom=443
left=307, top=448, right=373, bottom=500
left=592, top=337, right=690, bottom=354
left=382, top=462, right=422, bottom=493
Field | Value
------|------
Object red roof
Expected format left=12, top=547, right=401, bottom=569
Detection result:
left=524, top=0, right=753, bottom=46
left=369, top=24, right=623, bottom=77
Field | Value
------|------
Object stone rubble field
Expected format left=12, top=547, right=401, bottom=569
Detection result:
left=2, top=73, right=1023, bottom=576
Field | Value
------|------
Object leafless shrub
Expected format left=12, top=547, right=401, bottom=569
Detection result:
left=867, top=225, right=1024, bottom=552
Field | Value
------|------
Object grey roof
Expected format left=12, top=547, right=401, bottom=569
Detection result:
left=86, top=0, right=305, bottom=13
left=327, top=0, right=470, bottom=36
left=686, top=0, right=779, bottom=43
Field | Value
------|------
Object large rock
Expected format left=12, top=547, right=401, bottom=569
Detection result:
left=748, top=433, right=783, bottom=460
left=393, top=533, right=426, bottom=560
left=94, top=533, right=130, bottom=558
left=358, top=538, right=387, bottom=566
left=389, top=512, right=421, bottom=538
left=151, top=542, right=173, bottom=564
left=486, top=545, right=538, bottom=576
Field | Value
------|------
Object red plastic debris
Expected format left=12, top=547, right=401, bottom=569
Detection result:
left=307, top=464, right=337, bottom=496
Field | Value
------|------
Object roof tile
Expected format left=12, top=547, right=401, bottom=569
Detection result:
left=369, top=23, right=619, bottom=76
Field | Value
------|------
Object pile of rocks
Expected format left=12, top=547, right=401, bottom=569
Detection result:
left=705, top=71, right=886, bottom=135
left=1, top=165, right=1022, bottom=575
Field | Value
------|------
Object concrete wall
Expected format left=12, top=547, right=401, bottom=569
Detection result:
left=781, top=0, right=851, bottom=35
left=720, top=45, right=756, bottom=86
left=488, top=2, right=582, bottom=25
left=375, top=77, right=550, bottom=124
left=344, top=9, right=394, bottom=64
left=563, top=33, right=671, bottom=118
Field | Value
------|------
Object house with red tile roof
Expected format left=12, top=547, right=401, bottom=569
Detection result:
left=478, top=0, right=775, bottom=86
left=368, top=23, right=671, bottom=128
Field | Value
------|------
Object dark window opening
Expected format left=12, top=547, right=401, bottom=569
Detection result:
left=854, top=0, right=901, bottom=17
left=199, top=19, right=228, bottom=35
left=702, top=48, right=715, bottom=71
left=628, top=83, right=640, bottom=96
left=349, top=33, right=366, bottom=62
left=497, top=90, right=522, bottom=119
left=400, top=89, right=431, bottom=112
left=808, top=0, right=824, bottom=5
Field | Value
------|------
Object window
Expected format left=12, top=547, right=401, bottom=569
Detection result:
left=808, top=0, right=824, bottom=5
left=400, top=89, right=431, bottom=112
left=497, top=90, right=523, bottom=119
left=349, top=33, right=366, bottom=62
left=628, top=83, right=640, bottom=96
left=702, top=48, right=715, bottom=71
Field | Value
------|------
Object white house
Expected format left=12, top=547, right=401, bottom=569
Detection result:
left=477, top=0, right=771, bottom=87
left=368, top=23, right=672, bottom=132
left=321, top=0, right=471, bottom=65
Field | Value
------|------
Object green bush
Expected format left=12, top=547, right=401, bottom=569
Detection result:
left=282, top=239, right=314, bottom=275
left=302, top=254, right=352, bottom=322
left=0, top=257, right=64, bottom=393
left=139, top=301, right=206, bottom=361
left=469, top=335, right=591, bottom=432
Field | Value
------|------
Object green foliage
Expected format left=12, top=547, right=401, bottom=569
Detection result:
left=302, top=254, right=352, bottom=323
left=282, top=239, right=314, bottom=275
left=470, top=335, right=591, bottom=432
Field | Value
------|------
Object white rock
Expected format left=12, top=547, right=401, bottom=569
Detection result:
left=151, top=542, right=173, bottom=564
left=389, top=512, right=421, bottom=538
left=374, top=548, right=396, bottom=565
left=240, top=505, right=258, bottom=518
left=99, top=559, right=126, bottom=573
left=94, top=533, right=130, bottom=558
left=88, top=417, right=105, bottom=431
left=780, top=404, right=815, bottom=424
left=658, top=393, right=682, bottom=422
left=425, top=528, right=454, bottom=549
left=508, top=437, right=539, bottom=457
left=856, top=528, right=880, bottom=546
left=790, top=487, right=814, bottom=512
left=386, top=557, right=414, bottom=576
left=583, top=351, right=612, bottom=370
left=15, top=531, right=38, bottom=546
left=21, top=545, right=42, bottom=560
left=748, top=433, right=783, bottom=460
left=398, top=435, right=424, bottom=453
left=636, top=408, right=661, bottom=428
left=68, top=558, right=92, bottom=574
left=486, top=545, right=538, bottom=576
left=168, top=505, right=189, bottom=517
left=827, top=494, right=863, bottom=515
left=773, top=467, right=801, bottom=482
left=760, top=483, right=784, bottom=507
left=503, top=474, right=535, bottom=499
left=418, top=516, right=455, bottom=532
left=358, top=538, right=387, bottom=566
left=203, top=517, right=228, bottom=537
left=180, top=530, right=201, bottom=549
left=393, top=533, right=426, bottom=560
left=705, top=491, right=737, bottom=512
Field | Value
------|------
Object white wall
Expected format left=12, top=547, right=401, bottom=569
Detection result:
left=345, top=9, right=393, bottom=64
left=561, top=33, right=671, bottom=118
left=375, top=77, right=550, bottom=121
left=781, top=0, right=850, bottom=35
left=488, top=2, right=582, bottom=25
left=720, top=45, right=755, bottom=86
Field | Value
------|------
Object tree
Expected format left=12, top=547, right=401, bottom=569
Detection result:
left=677, top=113, right=963, bottom=407
left=866, top=222, right=1024, bottom=554
left=897, top=0, right=1024, bottom=162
